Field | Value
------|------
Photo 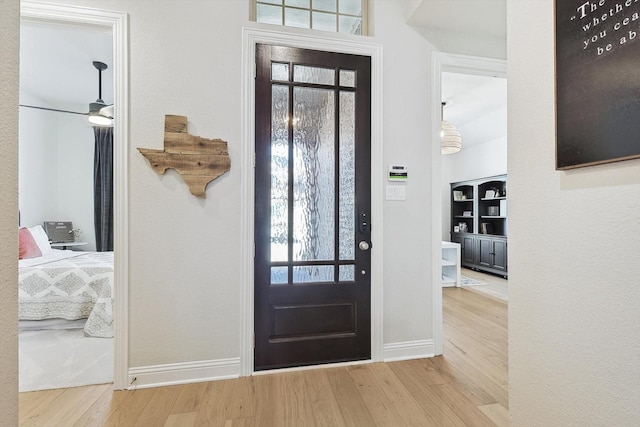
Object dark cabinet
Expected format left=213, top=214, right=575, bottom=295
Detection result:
left=477, top=236, right=507, bottom=274
left=456, top=234, right=476, bottom=265
left=477, top=236, right=494, bottom=269
left=450, top=175, right=508, bottom=278
left=452, top=233, right=507, bottom=277
left=491, top=238, right=508, bottom=272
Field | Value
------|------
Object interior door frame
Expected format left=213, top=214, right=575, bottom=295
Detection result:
left=20, top=1, right=130, bottom=390
left=241, top=26, right=384, bottom=376
left=431, top=52, right=507, bottom=355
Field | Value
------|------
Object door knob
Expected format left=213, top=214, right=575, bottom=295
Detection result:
left=359, top=241, right=370, bottom=251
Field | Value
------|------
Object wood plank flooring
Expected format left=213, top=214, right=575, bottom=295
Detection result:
left=460, top=268, right=508, bottom=303
left=19, top=284, right=507, bottom=426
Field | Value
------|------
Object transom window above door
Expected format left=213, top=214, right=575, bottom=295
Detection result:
left=254, top=0, right=367, bottom=35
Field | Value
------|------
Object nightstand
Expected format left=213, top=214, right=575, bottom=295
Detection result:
left=50, top=242, right=88, bottom=250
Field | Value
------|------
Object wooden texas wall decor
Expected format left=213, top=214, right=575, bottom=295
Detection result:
left=138, top=115, right=231, bottom=198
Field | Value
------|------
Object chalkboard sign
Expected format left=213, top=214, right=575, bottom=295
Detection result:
left=555, top=0, right=640, bottom=169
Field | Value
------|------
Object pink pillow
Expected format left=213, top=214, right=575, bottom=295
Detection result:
left=19, top=227, right=42, bottom=260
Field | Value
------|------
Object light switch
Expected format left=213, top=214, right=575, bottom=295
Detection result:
left=386, top=185, right=406, bottom=201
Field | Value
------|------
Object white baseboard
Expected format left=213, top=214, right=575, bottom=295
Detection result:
left=127, top=342, right=433, bottom=390
left=383, top=339, right=435, bottom=362
left=127, top=357, right=240, bottom=390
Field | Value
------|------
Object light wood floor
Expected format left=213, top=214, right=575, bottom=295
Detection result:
left=461, top=268, right=508, bottom=302
left=19, top=286, right=508, bottom=427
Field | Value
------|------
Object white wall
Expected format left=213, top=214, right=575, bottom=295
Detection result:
left=55, top=116, right=96, bottom=250
left=119, top=0, right=248, bottom=366
left=0, top=0, right=19, bottom=423
left=18, top=108, right=97, bottom=250
left=508, top=1, right=640, bottom=425
left=18, top=107, right=58, bottom=226
left=375, top=0, right=434, bottom=346
left=24, top=0, right=438, bottom=372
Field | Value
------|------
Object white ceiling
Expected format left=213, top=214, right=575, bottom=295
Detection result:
left=442, top=72, right=507, bottom=147
left=410, top=0, right=508, bottom=148
left=408, top=0, right=506, bottom=39
left=20, top=20, right=113, bottom=114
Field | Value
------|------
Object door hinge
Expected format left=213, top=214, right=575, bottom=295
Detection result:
left=253, top=62, right=257, bottom=79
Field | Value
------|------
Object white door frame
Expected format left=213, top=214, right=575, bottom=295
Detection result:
left=20, top=1, right=130, bottom=390
left=240, top=26, right=384, bottom=376
left=431, top=52, right=507, bottom=355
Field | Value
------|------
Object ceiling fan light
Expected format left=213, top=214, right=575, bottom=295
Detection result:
left=88, top=62, right=113, bottom=126
left=89, top=99, right=113, bottom=126
left=88, top=112, right=112, bottom=126
left=441, top=120, right=462, bottom=154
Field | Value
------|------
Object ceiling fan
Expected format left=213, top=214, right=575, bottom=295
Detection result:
left=20, top=61, right=113, bottom=126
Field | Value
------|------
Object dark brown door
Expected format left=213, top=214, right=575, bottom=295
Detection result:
left=254, top=44, right=372, bottom=371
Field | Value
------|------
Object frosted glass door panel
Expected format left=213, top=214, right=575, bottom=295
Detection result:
left=339, top=91, right=355, bottom=261
left=271, top=63, right=289, bottom=81
left=271, top=85, right=289, bottom=262
left=293, top=87, right=335, bottom=262
left=294, top=65, right=335, bottom=85
left=293, top=266, right=334, bottom=283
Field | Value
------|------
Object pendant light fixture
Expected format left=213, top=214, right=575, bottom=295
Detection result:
left=441, top=102, right=462, bottom=154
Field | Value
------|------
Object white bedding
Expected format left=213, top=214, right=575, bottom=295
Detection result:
left=18, top=251, right=114, bottom=338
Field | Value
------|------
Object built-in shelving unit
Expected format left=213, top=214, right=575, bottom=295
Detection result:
left=450, top=175, right=508, bottom=278
left=441, top=241, right=461, bottom=287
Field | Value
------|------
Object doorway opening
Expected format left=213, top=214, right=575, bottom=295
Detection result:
left=240, top=28, right=384, bottom=376
left=432, top=52, right=507, bottom=355
left=19, top=2, right=129, bottom=391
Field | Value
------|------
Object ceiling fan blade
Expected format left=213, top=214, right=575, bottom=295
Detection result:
left=99, top=104, right=114, bottom=119
left=19, top=104, right=88, bottom=115
left=20, top=62, right=113, bottom=125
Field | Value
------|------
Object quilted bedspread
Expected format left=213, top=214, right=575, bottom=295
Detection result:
left=18, top=251, right=114, bottom=338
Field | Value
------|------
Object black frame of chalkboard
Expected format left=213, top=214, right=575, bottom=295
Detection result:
left=555, top=0, right=640, bottom=170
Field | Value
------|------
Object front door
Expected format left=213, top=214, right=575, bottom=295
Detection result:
left=254, top=44, right=372, bottom=371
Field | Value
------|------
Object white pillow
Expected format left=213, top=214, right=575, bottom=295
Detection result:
left=28, top=225, right=52, bottom=254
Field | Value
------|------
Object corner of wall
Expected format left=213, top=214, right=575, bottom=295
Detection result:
left=0, top=0, right=20, bottom=423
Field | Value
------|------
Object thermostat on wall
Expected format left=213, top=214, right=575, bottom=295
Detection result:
left=388, top=165, right=408, bottom=181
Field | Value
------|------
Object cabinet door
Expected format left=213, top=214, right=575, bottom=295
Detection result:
left=451, top=233, right=474, bottom=267
left=461, top=235, right=476, bottom=265
left=492, top=239, right=508, bottom=272
left=477, top=237, right=493, bottom=268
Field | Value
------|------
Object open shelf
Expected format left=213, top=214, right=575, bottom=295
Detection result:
left=442, top=275, right=457, bottom=285
left=441, top=241, right=461, bottom=287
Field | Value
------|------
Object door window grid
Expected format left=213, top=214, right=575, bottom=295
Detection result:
left=254, top=0, right=367, bottom=35
left=268, top=62, right=358, bottom=285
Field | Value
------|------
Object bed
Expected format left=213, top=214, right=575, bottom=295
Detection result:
left=18, top=249, right=114, bottom=338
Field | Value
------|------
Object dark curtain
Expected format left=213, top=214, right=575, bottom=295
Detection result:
left=94, top=127, right=113, bottom=252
